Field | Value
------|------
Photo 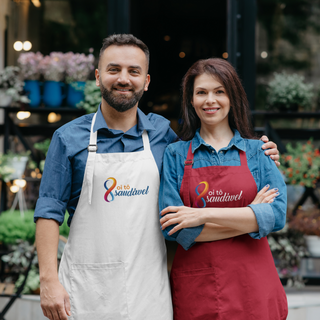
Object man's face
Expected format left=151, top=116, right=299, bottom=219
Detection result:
left=95, top=45, right=150, bottom=112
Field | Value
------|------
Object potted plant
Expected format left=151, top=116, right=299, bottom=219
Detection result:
left=64, top=52, right=95, bottom=107
left=17, top=52, right=43, bottom=107
left=267, top=72, right=314, bottom=111
left=268, top=224, right=309, bottom=287
left=1, top=240, right=39, bottom=294
left=38, top=52, right=66, bottom=107
left=0, top=154, right=15, bottom=183
left=2, top=151, right=31, bottom=180
left=289, top=208, right=320, bottom=257
left=280, top=139, right=320, bottom=189
left=76, top=80, right=101, bottom=113
left=0, top=66, right=30, bottom=107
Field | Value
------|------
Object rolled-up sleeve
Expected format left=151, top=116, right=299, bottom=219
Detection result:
left=248, top=148, right=287, bottom=239
left=159, top=145, right=204, bottom=250
left=34, top=131, right=72, bottom=225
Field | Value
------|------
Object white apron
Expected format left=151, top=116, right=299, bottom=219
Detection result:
left=59, top=113, right=173, bottom=320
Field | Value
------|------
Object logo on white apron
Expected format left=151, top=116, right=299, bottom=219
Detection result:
left=104, top=177, right=150, bottom=202
left=104, top=177, right=117, bottom=202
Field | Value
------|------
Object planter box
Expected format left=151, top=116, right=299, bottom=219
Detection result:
left=0, top=295, right=46, bottom=320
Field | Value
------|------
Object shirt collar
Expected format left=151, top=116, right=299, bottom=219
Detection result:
left=191, top=128, right=246, bottom=153
left=93, top=104, right=156, bottom=137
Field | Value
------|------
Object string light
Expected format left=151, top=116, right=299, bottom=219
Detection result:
left=13, top=179, right=27, bottom=188
left=17, top=111, right=31, bottom=120
left=13, top=41, right=23, bottom=51
left=10, top=185, right=19, bottom=193
left=23, top=41, right=32, bottom=51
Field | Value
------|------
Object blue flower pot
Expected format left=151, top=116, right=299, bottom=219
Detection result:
left=24, top=80, right=41, bottom=107
left=43, top=81, right=66, bottom=107
left=67, top=81, right=86, bottom=107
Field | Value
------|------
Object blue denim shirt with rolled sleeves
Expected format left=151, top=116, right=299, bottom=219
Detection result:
left=159, top=129, right=287, bottom=251
left=34, top=105, right=177, bottom=226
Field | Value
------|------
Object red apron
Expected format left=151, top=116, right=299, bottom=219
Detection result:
left=170, top=143, right=288, bottom=320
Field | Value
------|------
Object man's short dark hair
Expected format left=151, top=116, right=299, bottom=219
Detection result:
left=99, top=34, right=150, bottom=70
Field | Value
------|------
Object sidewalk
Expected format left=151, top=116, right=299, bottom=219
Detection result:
left=286, top=286, right=320, bottom=320
left=0, top=287, right=320, bottom=320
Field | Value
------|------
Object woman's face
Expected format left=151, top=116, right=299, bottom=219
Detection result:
left=191, top=73, right=230, bottom=130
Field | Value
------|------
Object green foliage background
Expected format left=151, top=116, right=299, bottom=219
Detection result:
left=0, top=210, right=69, bottom=245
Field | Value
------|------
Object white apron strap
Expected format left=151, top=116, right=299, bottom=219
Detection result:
left=87, top=113, right=98, bottom=204
left=142, top=130, right=150, bottom=151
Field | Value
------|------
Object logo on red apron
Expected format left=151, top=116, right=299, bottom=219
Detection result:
left=194, top=182, right=244, bottom=207
left=206, top=189, right=243, bottom=203
left=195, top=181, right=209, bottom=208
left=104, top=177, right=150, bottom=202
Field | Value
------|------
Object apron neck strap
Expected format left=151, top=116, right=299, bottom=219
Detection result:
left=87, top=112, right=98, bottom=204
left=88, top=113, right=98, bottom=151
left=181, top=142, right=193, bottom=207
left=142, top=130, right=150, bottom=151
left=239, top=150, right=247, bottom=167
left=184, top=142, right=194, bottom=170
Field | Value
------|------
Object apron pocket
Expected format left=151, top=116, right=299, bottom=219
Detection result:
left=170, top=267, right=218, bottom=320
left=70, top=262, right=129, bottom=320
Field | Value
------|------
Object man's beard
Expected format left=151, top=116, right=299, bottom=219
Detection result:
left=100, top=83, right=144, bottom=112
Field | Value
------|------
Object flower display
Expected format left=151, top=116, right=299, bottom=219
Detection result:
left=65, top=52, right=95, bottom=83
left=268, top=224, right=308, bottom=287
left=280, top=139, right=320, bottom=188
left=17, top=52, right=43, bottom=80
left=38, top=52, right=66, bottom=82
left=289, top=208, right=320, bottom=236
left=0, top=66, right=30, bottom=103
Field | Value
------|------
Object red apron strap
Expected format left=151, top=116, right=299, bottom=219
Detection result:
left=182, top=142, right=194, bottom=207
left=239, top=150, right=248, bottom=167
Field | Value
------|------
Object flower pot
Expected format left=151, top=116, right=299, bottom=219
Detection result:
left=305, top=235, right=320, bottom=257
left=66, top=81, right=85, bottom=107
left=43, top=81, right=66, bottom=107
left=8, top=156, right=29, bottom=180
left=24, top=80, right=41, bottom=107
left=0, top=89, right=13, bottom=107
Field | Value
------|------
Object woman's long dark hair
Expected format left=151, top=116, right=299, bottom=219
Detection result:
left=180, top=58, right=255, bottom=141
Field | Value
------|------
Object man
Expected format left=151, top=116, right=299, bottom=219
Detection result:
left=35, top=34, right=279, bottom=320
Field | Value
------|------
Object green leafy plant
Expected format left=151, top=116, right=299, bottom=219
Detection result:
left=1, top=240, right=39, bottom=294
left=76, top=80, right=101, bottom=113
left=0, top=211, right=36, bottom=245
left=34, top=139, right=51, bottom=172
left=15, top=268, right=40, bottom=294
left=280, top=139, right=320, bottom=188
left=267, top=72, right=314, bottom=110
left=0, top=210, right=69, bottom=246
left=0, top=154, right=15, bottom=182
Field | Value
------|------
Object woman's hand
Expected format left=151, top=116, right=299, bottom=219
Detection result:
left=160, top=206, right=203, bottom=236
left=251, top=184, right=279, bottom=205
left=260, top=135, right=280, bottom=167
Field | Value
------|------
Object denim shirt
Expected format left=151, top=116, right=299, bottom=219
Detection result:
left=34, top=105, right=177, bottom=226
left=159, top=129, right=287, bottom=250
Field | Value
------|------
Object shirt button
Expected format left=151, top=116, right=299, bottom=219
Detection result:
left=212, top=150, right=215, bottom=153
left=220, top=151, right=223, bottom=154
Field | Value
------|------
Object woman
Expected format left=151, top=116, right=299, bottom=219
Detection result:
left=159, top=58, right=288, bottom=320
